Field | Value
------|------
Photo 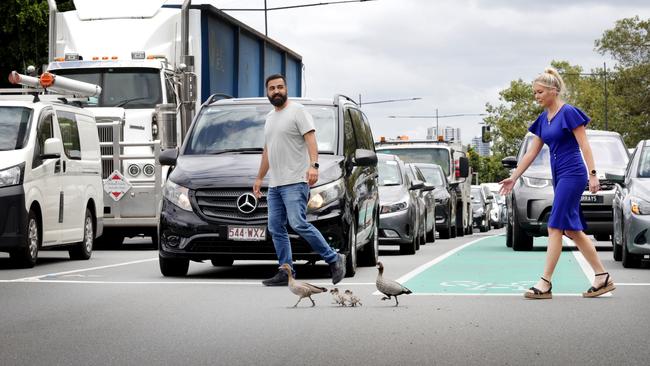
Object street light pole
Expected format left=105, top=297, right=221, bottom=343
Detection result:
left=357, top=95, right=422, bottom=107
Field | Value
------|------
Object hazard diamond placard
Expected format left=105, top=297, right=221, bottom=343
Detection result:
left=103, top=170, right=132, bottom=201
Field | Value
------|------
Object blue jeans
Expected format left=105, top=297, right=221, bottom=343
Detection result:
left=267, top=182, right=338, bottom=272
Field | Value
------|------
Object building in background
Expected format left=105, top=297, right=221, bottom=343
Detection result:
left=427, top=126, right=461, bottom=142
left=472, top=136, right=491, bottom=156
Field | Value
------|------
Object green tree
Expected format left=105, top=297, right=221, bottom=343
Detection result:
left=0, top=0, right=74, bottom=88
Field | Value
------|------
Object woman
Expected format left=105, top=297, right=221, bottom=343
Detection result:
left=499, top=67, right=615, bottom=299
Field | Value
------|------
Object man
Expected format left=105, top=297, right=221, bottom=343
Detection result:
left=253, top=74, right=346, bottom=286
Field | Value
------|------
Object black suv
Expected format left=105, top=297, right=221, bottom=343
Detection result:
left=157, top=95, right=379, bottom=277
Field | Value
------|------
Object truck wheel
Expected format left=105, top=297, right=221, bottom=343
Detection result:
left=11, top=210, right=40, bottom=268
left=345, top=221, right=357, bottom=277
left=69, top=208, right=94, bottom=260
left=512, top=203, right=533, bottom=251
left=358, top=216, right=379, bottom=267
left=95, top=230, right=125, bottom=249
left=211, top=257, right=234, bottom=266
left=159, top=255, right=189, bottom=276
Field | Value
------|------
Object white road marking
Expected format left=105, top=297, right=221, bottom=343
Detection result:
left=0, top=279, right=376, bottom=286
left=565, top=236, right=612, bottom=297
left=7, top=258, right=158, bottom=282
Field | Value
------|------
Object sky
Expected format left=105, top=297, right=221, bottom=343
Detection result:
left=176, top=0, right=650, bottom=144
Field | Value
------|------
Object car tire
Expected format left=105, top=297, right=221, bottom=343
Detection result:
left=621, top=230, right=641, bottom=268
left=612, top=220, right=622, bottom=262
left=211, top=257, right=234, bottom=267
left=358, top=214, right=379, bottom=267
left=512, top=203, right=533, bottom=251
left=159, top=255, right=190, bottom=276
left=400, top=229, right=417, bottom=255
left=69, top=208, right=94, bottom=260
left=10, top=210, right=40, bottom=268
left=506, top=215, right=513, bottom=248
left=345, top=221, right=357, bottom=277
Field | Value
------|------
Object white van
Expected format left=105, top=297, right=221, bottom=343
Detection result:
left=0, top=95, right=103, bottom=268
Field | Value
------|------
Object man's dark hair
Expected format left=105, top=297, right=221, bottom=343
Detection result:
left=265, top=73, right=286, bottom=88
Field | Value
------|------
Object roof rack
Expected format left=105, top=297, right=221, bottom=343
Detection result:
left=333, top=94, right=358, bottom=106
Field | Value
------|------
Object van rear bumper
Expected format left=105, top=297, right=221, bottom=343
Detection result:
left=0, top=185, right=27, bottom=250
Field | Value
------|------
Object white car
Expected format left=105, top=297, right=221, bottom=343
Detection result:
left=0, top=92, right=103, bottom=267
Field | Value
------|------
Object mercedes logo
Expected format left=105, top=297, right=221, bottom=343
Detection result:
left=236, top=193, right=258, bottom=214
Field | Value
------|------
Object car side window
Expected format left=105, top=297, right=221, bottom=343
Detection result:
left=32, top=110, right=54, bottom=168
left=625, top=147, right=638, bottom=181
left=343, top=108, right=357, bottom=158
left=360, top=112, right=375, bottom=152
left=350, top=109, right=373, bottom=151
left=56, top=111, right=82, bottom=160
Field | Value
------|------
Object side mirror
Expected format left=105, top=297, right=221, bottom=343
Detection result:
left=502, top=156, right=517, bottom=169
left=422, top=182, right=435, bottom=191
left=158, top=148, right=179, bottom=166
left=41, top=138, right=62, bottom=159
left=605, top=172, right=625, bottom=186
left=353, top=149, right=378, bottom=167
left=410, top=179, right=424, bottom=190
left=457, top=157, right=470, bottom=178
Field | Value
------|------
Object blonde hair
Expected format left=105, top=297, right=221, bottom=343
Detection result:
left=534, top=67, right=566, bottom=96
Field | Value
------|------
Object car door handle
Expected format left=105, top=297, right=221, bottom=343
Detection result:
left=62, top=160, right=66, bottom=173
left=54, top=159, right=61, bottom=174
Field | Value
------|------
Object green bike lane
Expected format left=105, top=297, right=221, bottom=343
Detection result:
left=398, top=234, right=592, bottom=296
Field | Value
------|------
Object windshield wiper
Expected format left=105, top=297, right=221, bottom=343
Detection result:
left=210, top=147, right=264, bottom=154
left=115, top=97, right=149, bottom=108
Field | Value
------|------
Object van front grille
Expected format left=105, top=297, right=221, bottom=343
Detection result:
left=195, top=188, right=268, bottom=222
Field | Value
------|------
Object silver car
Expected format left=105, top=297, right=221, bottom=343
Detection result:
left=611, top=139, right=650, bottom=268
left=377, top=154, right=427, bottom=254
left=406, top=164, right=437, bottom=244
left=502, top=130, right=629, bottom=251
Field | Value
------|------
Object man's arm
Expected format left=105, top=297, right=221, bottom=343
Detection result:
left=304, top=131, right=319, bottom=186
left=253, top=145, right=269, bottom=198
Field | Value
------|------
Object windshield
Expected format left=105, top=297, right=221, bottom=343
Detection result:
left=417, top=166, right=445, bottom=186
left=639, top=147, right=650, bottom=178
left=471, top=188, right=482, bottom=203
left=378, top=160, right=403, bottom=186
left=184, top=105, right=337, bottom=155
left=0, top=107, right=32, bottom=151
left=522, top=135, right=628, bottom=169
left=50, top=68, right=162, bottom=109
left=376, top=147, right=450, bottom=176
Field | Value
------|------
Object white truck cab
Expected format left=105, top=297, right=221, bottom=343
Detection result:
left=0, top=72, right=104, bottom=267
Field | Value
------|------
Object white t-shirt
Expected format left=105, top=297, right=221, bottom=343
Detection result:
left=264, top=101, right=316, bottom=187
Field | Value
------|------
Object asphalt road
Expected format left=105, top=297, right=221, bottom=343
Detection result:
left=1, top=229, right=649, bottom=366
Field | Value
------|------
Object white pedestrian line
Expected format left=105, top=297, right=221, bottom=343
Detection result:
left=0, top=279, right=376, bottom=286
left=615, top=283, right=650, bottom=286
left=7, top=257, right=158, bottom=282
left=403, top=292, right=588, bottom=297
left=565, top=236, right=612, bottom=297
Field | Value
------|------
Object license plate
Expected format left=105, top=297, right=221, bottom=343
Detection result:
left=580, top=195, right=602, bottom=203
left=228, top=226, right=266, bottom=241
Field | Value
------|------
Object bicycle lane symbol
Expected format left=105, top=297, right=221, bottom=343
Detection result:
left=439, top=280, right=536, bottom=292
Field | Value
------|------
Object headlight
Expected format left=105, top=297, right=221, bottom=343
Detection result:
left=631, top=197, right=650, bottom=215
left=522, top=176, right=551, bottom=188
left=474, top=207, right=484, bottom=216
left=163, top=180, right=192, bottom=211
left=0, top=164, right=24, bottom=188
left=433, top=190, right=450, bottom=203
left=381, top=201, right=408, bottom=214
left=308, top=179, right=344, bottom=211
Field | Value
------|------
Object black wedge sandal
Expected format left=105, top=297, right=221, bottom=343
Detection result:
left=524, top=277, right=552, bottom=299
left=583, top=272, right=616, bottom=298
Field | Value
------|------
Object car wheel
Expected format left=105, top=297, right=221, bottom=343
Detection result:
left=11, top=210, right=40, bottom=268
left=345, top=221, right=357, bottom=277
left=211, top=257, right=234, bottom=266
left=358, top=214, right=379, bottom=267
left=612, top=220, right=622, bottom=262
left=69, top=208, right=94, bottom=260
left=506, top=214, right=513, bottom=248
left=400, top=228, right=417, bottom=255
left=512, top=202, right=533, bottom=251
left=159, top=255, right=190, bottom=276
left=621, top=230, right=641, bottom=268
left=439, top=208, right=452, bottom=239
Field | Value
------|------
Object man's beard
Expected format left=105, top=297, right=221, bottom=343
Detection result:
left=268, top=93, right=287, bottom=107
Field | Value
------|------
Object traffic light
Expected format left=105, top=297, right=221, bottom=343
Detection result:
left=481, top=125, right=492, bottom=143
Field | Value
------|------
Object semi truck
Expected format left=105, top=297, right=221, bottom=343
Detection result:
left=44, top=0, right=303, bottom=246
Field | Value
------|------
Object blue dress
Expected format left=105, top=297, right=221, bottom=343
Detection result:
left=528, top=104, right=590, bottom=231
